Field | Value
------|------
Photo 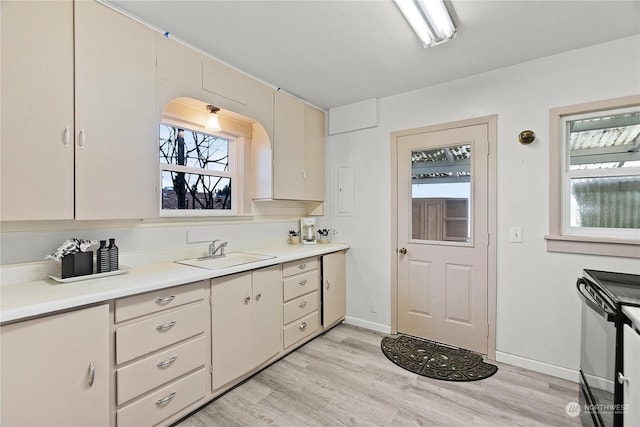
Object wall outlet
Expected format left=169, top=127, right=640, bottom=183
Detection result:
left=332, top=228, right=341, bottom=238
left=510, top=226, right=523, bottom=243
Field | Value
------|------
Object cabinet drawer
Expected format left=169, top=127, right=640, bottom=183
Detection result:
left=116, top=303, right=206, bottom=364
left=117, top=336, right=206, bottom=405
left=283, top=270, right=319, bottom=302
left=115, top=281, right=205, bottom=323
left=282, top=257, right=319, bottom=277
left=283, top=291, right=318, bottom=325
left=283, top=311, right=319, bottom=349
left=117, top=368, right=206, bottom=427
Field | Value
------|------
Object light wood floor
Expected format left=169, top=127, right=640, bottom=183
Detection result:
left=175, top=324, right=582, bottom=427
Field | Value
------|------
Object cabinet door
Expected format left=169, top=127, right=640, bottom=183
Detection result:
left=304, top=104, right=325, bottom=201
left=322, top=251, right=347, bottom=327
left=74, top=0, right=158, bottom=219
left=1, top=304, right=109, bottom=427
left=0, top=0, right=75, bottom=220
left=273, top=91, right=305, bottom=199
left=253, top=265, right=283, bottom=365
left=211, top=272, right=253, bottom=390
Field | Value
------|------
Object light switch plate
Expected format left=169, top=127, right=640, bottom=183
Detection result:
left=510, top=226, right=523, bottom=243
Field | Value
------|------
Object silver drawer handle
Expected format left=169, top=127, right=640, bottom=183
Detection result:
left=299, top=279, right=307, bottom=286
left=155, top=295, right=176, bottom=305
left=298, top=263, right=306, bottom=270
left=299, top=322, right=307, bottom=331
left=156, top=320, right=177, bottom=331
left=155, top=391, right=177, bottom=406
left=157, top=356, right=178, bottom=368
left=327, top=280, right=331, bottom=290
left=299, top=301, right=307, bottom=308
left=88, top=361, right=95, bottom=388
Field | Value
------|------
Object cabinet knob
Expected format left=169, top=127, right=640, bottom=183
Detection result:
left=298, top=263, right=306, bottom=270
left=299, top=279, right=307, bottom=286
left=244, top=296, right=251, bottom=304
left=155, top=295, right=176, bottom=305
left=155, top=391, right=177, bottom=407
left=255, top=293, right=262, bottom=302
left=63, top=125, right=71, bottom=148
left=399, top=248, right=407, bottom=255
left=87, top=361, right=95, bottom=388
left=327, top=280, right=331, bottom=290
left=299, top=322, right=307, bottom=331
left=299, top=301, right=307, bottom=308
left=157, top=356, right=178, bottom=368
left=156, top=320, right=177, bottom=332
left=78, top=128, right=86, bottom=149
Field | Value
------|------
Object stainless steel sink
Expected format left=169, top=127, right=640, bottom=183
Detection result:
left=175, top=252, right=275, bottom=270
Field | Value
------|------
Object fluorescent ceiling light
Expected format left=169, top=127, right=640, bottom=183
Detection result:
left=394, top=0, right=456, bottom=47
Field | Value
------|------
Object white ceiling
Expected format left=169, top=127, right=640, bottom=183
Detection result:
left=105, top=0, right=640, bottom=111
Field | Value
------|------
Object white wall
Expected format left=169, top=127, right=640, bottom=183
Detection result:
left=326, top=35, right=640, bottom=378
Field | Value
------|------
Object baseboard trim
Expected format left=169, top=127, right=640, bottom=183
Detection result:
left=344, top=316, right=391, bottom=334
left=495, top=351, right=579, bottom=383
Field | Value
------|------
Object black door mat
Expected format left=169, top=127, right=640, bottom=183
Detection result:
left=381, top=334, right=498, bottom=382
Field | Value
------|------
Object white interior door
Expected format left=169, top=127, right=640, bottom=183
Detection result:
left=396, top=123, right=490, bottom=354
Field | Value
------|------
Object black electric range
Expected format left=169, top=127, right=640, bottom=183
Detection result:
left=578, top=269, right=640, bottom=427
left=584, top=269, right=640, bottom=308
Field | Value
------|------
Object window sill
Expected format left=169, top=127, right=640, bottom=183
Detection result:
left=545, top=234, right=640, bottom=258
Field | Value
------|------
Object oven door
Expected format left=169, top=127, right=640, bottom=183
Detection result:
left=578, top=277, right=619, bottom=427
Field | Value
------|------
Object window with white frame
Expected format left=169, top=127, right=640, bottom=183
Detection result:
left=159, top=124, right=236, bottom=214
left=547, top=96, right=640, bottom=257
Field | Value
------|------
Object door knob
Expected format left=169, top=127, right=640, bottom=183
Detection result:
left=399, top=248, right=407, bottom=255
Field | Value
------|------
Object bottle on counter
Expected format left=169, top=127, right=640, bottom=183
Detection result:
left=97, top=240, right=109, bottom=274
left=107, top=238, right=119, bottom=271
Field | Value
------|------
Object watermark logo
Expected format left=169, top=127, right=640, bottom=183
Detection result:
left=566, top=401, right=581, bottom=417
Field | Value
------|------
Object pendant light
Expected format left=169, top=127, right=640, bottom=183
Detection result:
left=205, top=105, right=221, bottom=132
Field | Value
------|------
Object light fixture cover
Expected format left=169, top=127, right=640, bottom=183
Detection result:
left=205, top=105, right=221, bottom=132
left=394, top=0, right=456, bottom=47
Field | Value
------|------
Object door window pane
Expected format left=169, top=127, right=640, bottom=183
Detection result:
left=411, top=144, right=471, bottom=242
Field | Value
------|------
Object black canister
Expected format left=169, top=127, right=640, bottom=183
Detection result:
left=107, top=238, right=119, bottom=271
left=97, top=240, right=109, bottom=274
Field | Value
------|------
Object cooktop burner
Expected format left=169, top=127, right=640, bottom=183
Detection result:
left=584, top=269, right=640, bottom=307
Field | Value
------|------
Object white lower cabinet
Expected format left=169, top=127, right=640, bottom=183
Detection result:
left=114, top=281, right=207, bottom=426
left=1, top=304, right=110, bottom=427
left=282, top=257, right=321, bottom=349
left=322, top=250, right=347, bottom=328
left=211, top=265, right=282, bottom=390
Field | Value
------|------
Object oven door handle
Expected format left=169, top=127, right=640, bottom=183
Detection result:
left=576, top=278, right=618, bottom=322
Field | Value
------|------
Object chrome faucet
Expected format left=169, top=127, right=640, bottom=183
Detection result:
left=208, top=240, right=228, bottom=258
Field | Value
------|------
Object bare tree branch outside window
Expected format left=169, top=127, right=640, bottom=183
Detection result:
left=159, top=124, right=232, bottom=210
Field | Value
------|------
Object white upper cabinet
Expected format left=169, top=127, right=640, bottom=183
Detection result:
left=1, top=0, right=75, bottom=220
left=74, top=0, right=158, bottom=219
left=270, top=91, right=325, bottom=201
left=1, top=0, right=158, bottom=220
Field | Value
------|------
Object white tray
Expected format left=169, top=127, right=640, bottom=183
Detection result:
left=48, top=266, right=131, bottom=283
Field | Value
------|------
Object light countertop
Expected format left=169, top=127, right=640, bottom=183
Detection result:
left=0, top=243, right=349, bottom=324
